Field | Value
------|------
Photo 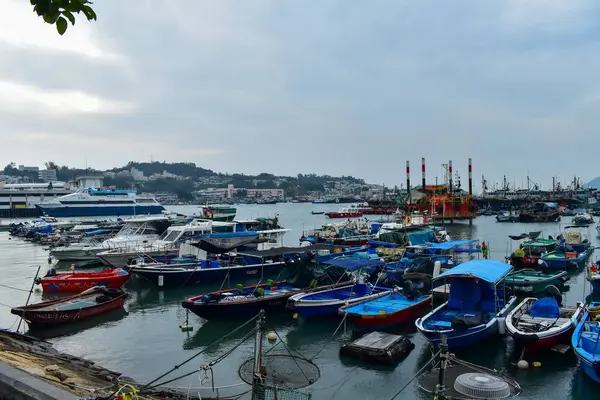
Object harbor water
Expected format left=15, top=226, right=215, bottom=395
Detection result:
left=1, top=203, right=599, bottom=399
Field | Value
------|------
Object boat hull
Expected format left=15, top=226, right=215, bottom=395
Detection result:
left=97, top=249, right=179, bottom=267
left=36, top=204, right=165, bottom=218
left=128, top=261, right=287, bottom=287
left=325, top=212, right=364, bottom=219
left=590, top=280, right=600, bottom=293
left=345, top=296, right=432, bottom=331
left=50, top=247, right=103, bottom=261
left=40, top=270, right=130, bottom=293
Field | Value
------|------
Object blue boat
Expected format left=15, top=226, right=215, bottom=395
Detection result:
left=572, top=303, right=600, bottom=384
left=539, top=247, right=594, bottom=269
left=415, top=260, right=517, bottom=348
left=287, top=258, right=392, bottom=317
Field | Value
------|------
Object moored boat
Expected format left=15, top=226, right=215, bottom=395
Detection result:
left=415, top=260, right=517, bottom=348
left=504, top=268, right=568, bottom=295
left=287, top=258, right=392, bottom=317
left=325, top=207, right=364, bottom=219
left=571, top=302, right=600, bottom=384
left=540, top=247, right=594, bottom=269
left=572, top=212, right=594, bottom=226
left=505, top=294, right=583, bottom=355
left=36, top=268, right=129, bottom=292
left=11, top=287, right=127, bottom=326
left=508, top=235, right=556, bottom=269
left=586, top=261, right=600, bottom=293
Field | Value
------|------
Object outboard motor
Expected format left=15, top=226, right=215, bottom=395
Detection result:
left=544, top=284, right=562, bottom=306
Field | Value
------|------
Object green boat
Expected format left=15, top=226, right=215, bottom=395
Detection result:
left=505, top=268, right=569, bottom=295
left=200, top=205, right=237, bottom=222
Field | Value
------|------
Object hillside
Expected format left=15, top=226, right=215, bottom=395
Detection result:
left=586, top=176, right=600, bottom=190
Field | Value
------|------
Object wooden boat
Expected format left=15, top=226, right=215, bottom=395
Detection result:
left=339, top=289, right=431, bottom=331
left=287, top=258, right=392, bottom=317
left=11, top=287, right=127, bottom=326
left=505, top=296, right=583, bottom=355
left=182, top=279, right=352, bottom=320
left=504, top=268, right=568, bottom=295
left=37, top=268, right=129, bottom=292
left=508, top=238, right=556, bottom=269
left=571, top=302, right=600, bottom=384
left=540, top=247, right=594, bottom=269
left=415, top=260, right=517, bottom=348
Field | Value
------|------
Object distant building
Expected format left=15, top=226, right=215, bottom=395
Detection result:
left=196, top=184, right=284, bottom=200
left=131, top=167, right=147, bottom=181
left=18, top=165, right=39, bottom=172
left=38, top=169, right=58, bottom=182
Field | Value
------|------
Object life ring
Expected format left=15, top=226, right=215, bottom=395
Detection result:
left=405, top=216, right=413, bottom=225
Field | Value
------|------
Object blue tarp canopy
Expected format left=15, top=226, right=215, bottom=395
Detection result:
left=85, top=229, right=110, bottom=236
left=368, top=240, right=399, bottom=248
left=425, top=240, right=477, bottom=250
left=434, top=260, right=513, bottom=284
left=324, top=258, right=384, bottom=271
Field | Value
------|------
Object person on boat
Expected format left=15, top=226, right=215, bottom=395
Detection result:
left=481, top=241, right=489, bottom=259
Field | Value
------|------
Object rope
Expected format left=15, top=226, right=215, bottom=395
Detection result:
left=310, top=314, right=347, bottom=361
left=0, top=283, right=32, bottom=293
left=273, top=330, right=313, bottom=385
left=388, top=349, right=441, bottom=400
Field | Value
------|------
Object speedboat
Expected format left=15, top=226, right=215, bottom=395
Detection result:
left=415, top=260, right=517, bottom=348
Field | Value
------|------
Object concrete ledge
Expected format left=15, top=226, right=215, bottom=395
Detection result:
left=0, top=361, right=79, bottom=400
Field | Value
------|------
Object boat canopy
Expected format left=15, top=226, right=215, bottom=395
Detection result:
left=434, top=260, right=512, bottom=284
left=236, top=243, right=348, bottom=258
left=425, top=240, right=477, bottom=250
left=367, top=240, right=399, bottom=248
left=324, top=258, right=384, bottom=271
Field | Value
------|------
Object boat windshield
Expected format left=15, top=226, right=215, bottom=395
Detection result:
left=159, top=230, right=181, bottom=242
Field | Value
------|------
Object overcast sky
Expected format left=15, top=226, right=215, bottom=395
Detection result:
left=1, top=0, right=599, bottom=191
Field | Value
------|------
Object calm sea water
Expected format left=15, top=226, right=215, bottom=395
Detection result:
left=1, top=203, right=599, bottom=399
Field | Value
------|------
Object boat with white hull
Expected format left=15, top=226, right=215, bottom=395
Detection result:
left=37, top=188, right=164, bottom=218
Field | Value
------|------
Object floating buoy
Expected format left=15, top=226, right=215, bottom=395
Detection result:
left=532, top=361, right=542, bottom=368
left=158, top=275, right=164, bottom=287
left=267, top=332, right=277, bottom=342
left=517, top=360, right=529, bottom=369
left=179, top=322, right=193, bottom=332
left=292, top=312, right=298, bottom=320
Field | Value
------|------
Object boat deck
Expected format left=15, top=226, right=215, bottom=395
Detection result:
left=425, top=309, right=494, bottom=330
left=24, top=292, right=103, bottom=312
left=343, top=293, right=427, bottom=316
left=220, top=286, right=301, bottom=302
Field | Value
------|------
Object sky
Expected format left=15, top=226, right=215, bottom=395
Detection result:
left=1, top=0, right=600, bottom=191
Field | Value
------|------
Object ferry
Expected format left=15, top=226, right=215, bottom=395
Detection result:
left=0, top=181, right=73, bottom=218
left=36, top=188, right=165, bottom=217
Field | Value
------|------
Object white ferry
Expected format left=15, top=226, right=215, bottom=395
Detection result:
left=0, top=181, right=74, bottom=218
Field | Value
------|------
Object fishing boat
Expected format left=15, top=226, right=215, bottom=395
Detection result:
left=11, top=287, right=127, bottom=326
left=287, top=258, right=392, bottom=317
left=311, top=211, right=324, bottom=215
left=586, top=261, right=600, bottom=293
left=518, top=202, right=561, bottom=223
left=338, top=283, right=432, bottom=331
left=504, top=268, right=568, bottom=295
left=415, top=260, right=517, bottom=348
left=496, top=210, right=519, bottom=223
left=505, top=292, right=583, bottom=355
left=182, top=263, right=353, bottom=319
left=508, top=235, right=556, bottom=269
left=539, top=247, right=594, bottom=269
left=571, top=302, right=600, bottom=384
left=572, top=212, right=594, bottom=226
left=325, top=207, right=364, bottom=219
left=36, top=268, right=129, bottom=292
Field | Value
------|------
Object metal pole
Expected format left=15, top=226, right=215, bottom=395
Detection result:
left=435, top=334, right=448, bottom=398
left=253, top=309, right=265, bottom=385
left=17, top=265, right=41, bottom=333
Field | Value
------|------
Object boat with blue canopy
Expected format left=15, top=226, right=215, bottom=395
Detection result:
left=571, top=302, right=600, bottom=384
left=415, top=260, right=517, bottom=348
left=287, top=258, right=393, bottom=317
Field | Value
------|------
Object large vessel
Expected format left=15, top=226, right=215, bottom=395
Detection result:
left=37, top=188, right=165, bottom=217
left=0, top=181, right=73, bottom=218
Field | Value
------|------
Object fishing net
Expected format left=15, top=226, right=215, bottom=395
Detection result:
left=251, top=384, right=312, bottom=400
left=238, top=354, right=320, bottom=389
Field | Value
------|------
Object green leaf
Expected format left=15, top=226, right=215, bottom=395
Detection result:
left=62, top=10, right=75, bottom=25
left=43, top=12, right=60, bottom=24
left=81, top=5, right=97, bottom=20
left=56, top=16, right=68, bottom=35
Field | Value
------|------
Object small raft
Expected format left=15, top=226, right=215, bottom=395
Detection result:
left=339, top=331, right=414, bottom=364
left=36, top=268, right=129, bottom=292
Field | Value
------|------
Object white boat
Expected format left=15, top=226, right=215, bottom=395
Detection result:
left=37, top=188, right=164, bottom=218
left=50, top=215, right=170, bottom=262
left=0, top=181, right=74, bottom=218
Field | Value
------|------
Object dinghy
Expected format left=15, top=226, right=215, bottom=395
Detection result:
left=36, top=268, right=129, bottom=292
left=11, top=287, right=127, bottom=326
left=415, top=260, right=517, bottom=348
left=287, top=258, right=392, bottom=317
left=572, top=302, right=600, bottom=384
left=504, top=268, right=568, bottom=295
left=505, top=289, right=583, bottom=355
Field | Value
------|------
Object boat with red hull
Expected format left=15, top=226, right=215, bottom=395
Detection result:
left=339, top=289, right=432, bottom=330
left=11, top=287, right=127, bottom=326
left=37, top=268, right=129, bottom=292
left=325, top=210, right=364, bottom=219
left=505, top=297, right=584, bottom=355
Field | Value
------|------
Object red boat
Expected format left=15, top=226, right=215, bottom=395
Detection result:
left=11, top=287, right=127, bottom=326
left=505, top=297, right=584, bottom=355
left=325, top=207, right=364, bottom=219
left=36, top=268, right=129, bottom=292
left=339, top=291, right=432, bottom=330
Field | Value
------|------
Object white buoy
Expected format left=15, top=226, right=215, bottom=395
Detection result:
left=517, top=360, right=529, bottom=369
left=497, top=317, right=506, bottom=335
left=267, top=332, right=277, bottom=342
left=158, top=275, right=164, bottom=287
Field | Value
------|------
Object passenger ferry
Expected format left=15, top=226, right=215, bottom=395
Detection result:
left=0, top=181, right=74, bottom=218
left=36, top=188, right=165, bottom=217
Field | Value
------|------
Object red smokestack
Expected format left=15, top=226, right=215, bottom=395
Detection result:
left=421, top=158, right=426, bottom=188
